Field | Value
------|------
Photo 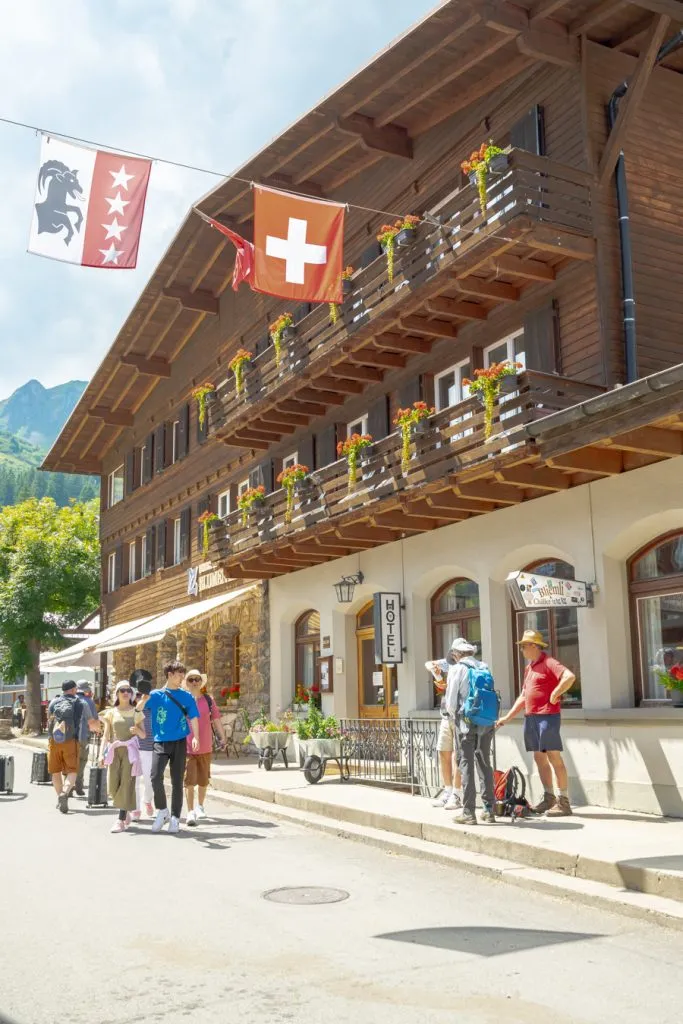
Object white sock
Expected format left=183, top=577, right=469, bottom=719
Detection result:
left=455, top=789, right=463, bottom=800
left=443, top=787, right=453, bottom=797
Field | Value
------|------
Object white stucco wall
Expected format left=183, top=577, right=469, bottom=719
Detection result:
left=269, top=458, right=683, bottom=816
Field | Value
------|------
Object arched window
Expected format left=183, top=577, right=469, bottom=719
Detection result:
left=630, top=531, right=683, bottom=703
left=295, top=610, right=320, bottom=695
left=431, top=579, right=480, bottom=707
left=513, top=559, right=581, bottom=706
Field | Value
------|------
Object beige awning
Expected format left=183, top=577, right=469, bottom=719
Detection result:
left=41, top=615, right=157, bottom=667
left=94, top=585, right=257, bottom=653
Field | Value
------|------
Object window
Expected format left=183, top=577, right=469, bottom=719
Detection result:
left=217, top=490, right=231, bottom=518
left=128, top=540, right=137, bottom=584
left=238, top=478, right=250, bottom=497
left=282, top=451, right=299, bottom=471
left=141, top=533, right=148, bottom=577
left=513, top=559, right=581, bottom=706
left=347, top=414, right=368, bottom=437
left=107, top=552, right=116, bottom=594
left=485, top=330, right=526, bottom=370
left=295, top=610, right=321, bottom=695
left=107, top=466, right=124, bottom=507
left=630, top=532, right=683, bottom=703
left=139, top=445, right=147, bottom=487
left=171, top=421, right=180, bottom=464
left=172, top=517, right=182, bottom=565
left=434, top=360, right=471, bottom=411
left=431, top=579, right=480, bottom=708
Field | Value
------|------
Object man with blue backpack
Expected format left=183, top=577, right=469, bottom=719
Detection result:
left=429, top=637, right=498, bottom=826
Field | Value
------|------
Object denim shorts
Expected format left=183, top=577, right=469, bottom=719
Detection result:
left=524, top=713, right=563, bottom=752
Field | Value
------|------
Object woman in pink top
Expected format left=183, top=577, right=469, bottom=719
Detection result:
left=182, top=671, right=226, bottom=826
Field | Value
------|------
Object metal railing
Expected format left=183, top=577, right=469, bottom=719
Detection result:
left=340, top=717, right=441, bottom=796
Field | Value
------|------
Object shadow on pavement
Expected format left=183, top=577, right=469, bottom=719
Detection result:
left=0, top=793, right=28, bottom=802
left=516, top=820, right=584, bottom=831
left=573, top=812, right=673, bottom=824
left=376, top=925, right=602, bottom=956
left=618, top=855, right=683, bottom=875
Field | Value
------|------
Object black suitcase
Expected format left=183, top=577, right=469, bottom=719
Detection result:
left=30, top=750, right=51, bottom=784
left=0, top=754, right=14, bottom=794
left=86, top=737, right=107, bottom=808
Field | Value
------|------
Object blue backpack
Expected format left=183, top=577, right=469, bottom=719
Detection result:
left=462, top=662, right=499, bottom=727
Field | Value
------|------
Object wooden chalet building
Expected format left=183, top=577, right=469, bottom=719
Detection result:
left=45, top=0, right=683, bottom=815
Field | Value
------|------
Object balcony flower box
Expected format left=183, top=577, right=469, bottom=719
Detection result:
left=498, top=373, right=520, bottom=394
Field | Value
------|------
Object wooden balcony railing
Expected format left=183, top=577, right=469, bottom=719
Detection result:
left=209, top=371, right=604, bottom=572
left=210, top=150, right=594, bottom=448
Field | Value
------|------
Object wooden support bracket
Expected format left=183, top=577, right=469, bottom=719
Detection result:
left=121, top=354, right=172, bottom=377
left=89, top=406, right=134, bottom=427
left=334, top=113, right=413, bottom=159
left=162, top=285, right=219, bottom=315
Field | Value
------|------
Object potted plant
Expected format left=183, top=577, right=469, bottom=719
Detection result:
left=295, top=702, right=343, bottom=760
left=461, top=141, right=508, bottom=215
left=393, top=400, right=435, bottom=473
left=229, top=348, right=252, bottom=397
left=395, top=214, right=420, bottom=247
left=276, top=463, right=309, bottom=523
left=337, top=432, right=373, bottom=491
left=197, top=509, right=219, bottom=557
left=237, top=484, right=265, bottom=526
left=191, top=381, right=216, bottom=431
left=377, top=216, right=419, bottom=284
left=269, top=312, right=295, bottom=367
left=220, top=685, right=240, bottom=706
left=330, top=266, right=355, bottom=324
left=656, top=664, right=683, bottom=707
left=463, top=361, right=522, bottom=441
left=248, top=710, right=293, bottom=769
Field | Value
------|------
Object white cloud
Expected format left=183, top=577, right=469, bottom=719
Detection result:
left=0, top=0, right=435, bottom=399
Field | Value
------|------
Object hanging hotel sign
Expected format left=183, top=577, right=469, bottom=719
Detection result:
left=506, top=571, right=594, bottom=611
left=188, top=564, right=229, bottom=597
left=373, top=592, right=403, bottom=664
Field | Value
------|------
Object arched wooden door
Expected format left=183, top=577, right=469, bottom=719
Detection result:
left=356, top=601, right=398, bottom=719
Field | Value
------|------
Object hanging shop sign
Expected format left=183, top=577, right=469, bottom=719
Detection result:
left=506, top=571, right=594, bottom=611
left=373, top=592, right=404, bottom=664
left=188, top=564, right=229, bottom=598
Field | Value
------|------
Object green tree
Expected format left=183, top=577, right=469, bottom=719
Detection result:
left=0, top=497, right=100, bottom=734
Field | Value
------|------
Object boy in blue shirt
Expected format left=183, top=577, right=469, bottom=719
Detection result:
left=147, top=660, right=200, bottom=834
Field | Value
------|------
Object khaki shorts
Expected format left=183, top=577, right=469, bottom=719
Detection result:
left=436, top=716, right=455, bottom=753
left=48, top=738, right=79, bottom=775
left=184, top=752, right=212, bottom=788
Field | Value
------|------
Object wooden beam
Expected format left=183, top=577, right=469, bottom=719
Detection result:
left=259, top=410, right=311, bottom=428
left=233, top=426, right=282, bottom=442
left=517, top=29, right=580, bottom=67
left=373, top=511, right=435, bottom=533
left=489, top=254, right=556, bottom=281
left=331, top=362, right=384, bottom=383
left=89, top=406, right=133, bottom=427
left=633, top=2, right=683, bottom=19
left=335, top=525, right=398, bottom=545
left=350, top=350, right=406, bottom=369
left=453, top=277, right=520, bottom=302
left=569, top=0, right=626, bottom=35
left=530, top=0, right=573, bottom=25
left=479, top=1, right=529, bottom=34
left=227, top=435, right=269, bottom=450
left=455, top=481, right=523, bottom=504
left=298, top=386, right=346, bottom=405
left=598, top=14, right=671, bottom=187
left=277, top=398, right=327, bottom=416
left=334, top=113, right=413, bottom=159
left=162, top=285, right=219, bottom=315
left=546, top=447, right=624, bottom=475
left=602, top=426, right=683, bottom=457
left=373, top=332, right=433, bottom=353
left=527, top=225, right=595, bottom=260
left=427, top=296, right=488, bottom=320
left=405, top=500, right=468, bottom=522
left=261, top=173, right=325, bottom=198
left=496, top=466, right=570, bottom=490
left=426, top=492, right=497, bottom=514
left=399, top=315, right=458, bottom=339
left=298, top=540, right=350, bottom=558
left=611, top=12, right=653, bottom=50
left=311, top=374, right=364, bottom=394
left=120, top=354, right=172, bottom=377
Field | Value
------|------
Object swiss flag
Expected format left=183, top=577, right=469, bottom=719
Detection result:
left=253, top=186, right=345, bottom=304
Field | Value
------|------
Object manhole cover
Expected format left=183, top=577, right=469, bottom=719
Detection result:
left=262, top=886, right=350, bottom=905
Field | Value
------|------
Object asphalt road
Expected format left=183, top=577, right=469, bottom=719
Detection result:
left=2, top=741, right=683, bottom=1024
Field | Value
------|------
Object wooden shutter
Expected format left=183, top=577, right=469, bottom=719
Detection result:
left=154, top=425, right=166, bottom=475
left=523, top=301, right=559, bottom=374
left=165, top=421, right=175, bottom=466
left=180, top=507, right=191, bottom=562
left=297, top=434, right=315, bottom=471
left=124, top=450, right=135, bottom=497
left=368, top=394, right=390, bottom=440
left=114, top=544, right=123, bottom=591
left=510, top=105, right=545, bottom=155
left=156, top=520, right=166, bottom=570
left=177, top=403, right=190, bottom=459
left=398, top=378, right=423, bottom=408
left=229, top=483, right=239, bottom=512
left=196, top=496, right=209, bottom=553
left=142, top=434, right=154, bottom=484
left=145, top=525, right=156, bottom=576
left=360, top=241, right=382, bottom=268
left=315, top=424, right=337, bottom=468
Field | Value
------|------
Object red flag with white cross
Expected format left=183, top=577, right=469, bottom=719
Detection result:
left=253, top=186, right=345, bottom=303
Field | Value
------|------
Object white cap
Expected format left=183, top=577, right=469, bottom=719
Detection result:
left=450, top=637, right=476, bottom=654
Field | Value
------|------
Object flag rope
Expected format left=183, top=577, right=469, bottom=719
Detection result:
left=0, top=114, right=431, bottom=224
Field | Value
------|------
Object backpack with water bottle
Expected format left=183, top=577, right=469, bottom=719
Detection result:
left=461, top=662, right=499, bottom=728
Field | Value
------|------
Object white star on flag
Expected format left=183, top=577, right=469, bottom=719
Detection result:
left=109, top=165, right=135, bottom=190
left=102, top=218, right=128, bottom=241
left=99, top=242, right=124, bottom=265
left=105, top=192, right=130, bottom=216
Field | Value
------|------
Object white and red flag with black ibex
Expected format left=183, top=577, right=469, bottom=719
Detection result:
left=28, top=135, right=152, bottom=268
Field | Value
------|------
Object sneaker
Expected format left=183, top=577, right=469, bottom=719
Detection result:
left=546, top=796, right=572, bottom=817
left=533, top=792, right=557, bottom=814
left=453, top=812, right=477, bottom=826
left=144, top=802, right=154, bottom=818
left=186, top=809, right=197, bottom=827
left=444, top=792, right=463, bottom=811
left=432, top=790, right=452, bottom=808
left=130, top=810, right=141, bottom=821
left=152, top=808, right=171, bottom=833
left=480, top=809, right=496, bottom=824
left=168, top=816, right=180, bottom=834
left=196, top=805, right=208, bottom=820
left=58, top=793, right=69, bottom=815
left=110, top=819, right=126, bottom=833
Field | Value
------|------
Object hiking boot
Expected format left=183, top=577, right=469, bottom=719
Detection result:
left=152, top=808, right=170, bottom=833
left=533, top=792, right=557, bottom=814
left=453, top=811, right=477, bottom=826
left=58, top=793, right=69, bottom=815
left=546, top=796, right=572, bottom=817
left=480, top=809, right=496, bottom=824
left=74, top=787, right=85, bottom=797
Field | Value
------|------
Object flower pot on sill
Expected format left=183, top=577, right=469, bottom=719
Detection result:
left=342, top=278, right=354, bottom=297
left=668, top=688, right=683, bottom=707
left=396, top=227, right=417, bottom=248
left=487, top=153, right=509, bottom=175
left=281, top=325, right=296, bottom=343
left=498, top=374, right=519, bottom=394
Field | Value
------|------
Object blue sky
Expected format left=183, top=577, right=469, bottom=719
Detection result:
left=0, top=0, right=437, bottom=400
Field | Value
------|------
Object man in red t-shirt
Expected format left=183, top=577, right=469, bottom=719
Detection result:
left=496, top=630, right=576, bottom=816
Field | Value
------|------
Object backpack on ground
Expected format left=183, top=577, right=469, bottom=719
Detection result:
left=461, top=663, right=499, bottom=727
left=49, top=695, right=77, bottom=744
left=494, top=765, right=533, bottom=820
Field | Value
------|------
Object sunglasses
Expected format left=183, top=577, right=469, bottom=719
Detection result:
left=187, top=677, right=201, bottom=683
left=118, top=688, right=133, bottom=695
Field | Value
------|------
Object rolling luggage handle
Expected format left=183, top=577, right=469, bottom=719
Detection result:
left=86, top=734, right=108, bottom=808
